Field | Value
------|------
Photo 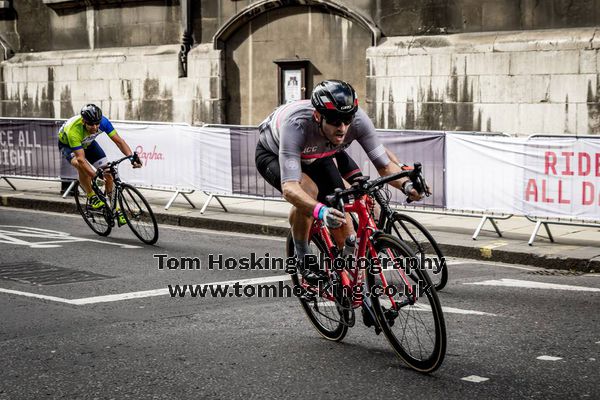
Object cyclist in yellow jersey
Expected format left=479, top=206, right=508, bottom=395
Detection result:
left=58, top=104, right=142, bottom=225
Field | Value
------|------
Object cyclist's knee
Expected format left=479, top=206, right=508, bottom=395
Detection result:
left=71, top=158, right=86, bottom=171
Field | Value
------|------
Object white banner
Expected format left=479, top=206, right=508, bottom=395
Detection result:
left=446, top=135, right=526, bottom=213
left=96, top=123, right=232, bottom=194
left=446, top=134, right=600, bottom=220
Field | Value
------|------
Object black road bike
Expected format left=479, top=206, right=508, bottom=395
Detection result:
left=74, top=155, right=159, bottom=245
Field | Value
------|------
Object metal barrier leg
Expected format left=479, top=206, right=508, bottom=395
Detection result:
left=489, top=218, right=503, bottom=237
left=1, top=177, right=17, bottom=190
left=472, top=216, right=487, bottom=240
left=200, top=193, right=214, bottom=214
left=543, top=222, right=555, bottom=243
left=214, top=195, right=228, bottom=213
left=528, top=220, right=542, bottom=246
left=200, top=192, right=228, bottom=214
left=61, top=181, right=77, bottom=199
left=473, top=215, right=504, bottom=240
left=528, top=220, right=555, bottom=246
left=181, top=192, right=196, bottom=209
left=165, top=191, right=181, bottom=210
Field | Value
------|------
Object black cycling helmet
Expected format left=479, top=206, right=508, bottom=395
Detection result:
left=311, top=80, right=358, bottom=122
left=81, top=104, right=102, bottom=125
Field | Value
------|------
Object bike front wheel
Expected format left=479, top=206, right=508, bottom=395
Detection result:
left=118, top=184, right=159, bottom=245
left=384, top=213, right=448, bottom=291
left=367, top=234, right=446, bottom=373
left=286, top=233, right=349, bottom=342
left=74, top=182, right=112, bottom=237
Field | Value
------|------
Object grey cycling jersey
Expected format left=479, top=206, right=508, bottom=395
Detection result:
left=258, top=100, right=390, bottom=183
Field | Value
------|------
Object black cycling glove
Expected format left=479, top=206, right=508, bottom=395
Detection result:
left=130, top=152, right=141, bottom=165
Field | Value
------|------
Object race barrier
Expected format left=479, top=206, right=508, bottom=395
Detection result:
left=1, top=117, right=598, bottom=244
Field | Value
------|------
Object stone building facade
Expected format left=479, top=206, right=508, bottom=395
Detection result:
left=0, top=0, right=598, bottom=134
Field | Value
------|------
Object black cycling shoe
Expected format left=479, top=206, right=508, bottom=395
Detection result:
left=297, top=260, right=328, bottom=284
left=362, top=305, right=375, bottom=328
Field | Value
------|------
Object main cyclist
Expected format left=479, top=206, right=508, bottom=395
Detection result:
left=58, top=104, right=142, bottom=225
left=255, top=80, right=422, bottom=282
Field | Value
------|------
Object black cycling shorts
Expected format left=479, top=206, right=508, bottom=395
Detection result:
left=334, top=151, right=363, bottom=184
left=256, top=141, right=361, bottom=204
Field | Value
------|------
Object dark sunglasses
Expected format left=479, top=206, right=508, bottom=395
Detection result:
left=325, top=115, right=353, bottom=127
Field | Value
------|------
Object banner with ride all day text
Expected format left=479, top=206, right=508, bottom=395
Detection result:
left=446, top=134, right=600, bottom=220
left=523, top=137, right=600, bottom=220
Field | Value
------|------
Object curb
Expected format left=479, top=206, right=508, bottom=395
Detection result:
left=1, top=194, right=597, bottom=273
left=437, top=243, right=598, bottom=273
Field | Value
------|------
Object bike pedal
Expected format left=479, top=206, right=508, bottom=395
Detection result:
left=300, top=290, right=316, bottom=302
left=384, top=308, right=399, bottom=327
left=284, top=265, right=296, bottom=274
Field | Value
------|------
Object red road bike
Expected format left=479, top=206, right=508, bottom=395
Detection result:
left=286, top=168, right=446, bottom=372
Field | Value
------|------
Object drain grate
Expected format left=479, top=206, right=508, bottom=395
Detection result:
left=527, top=269, right=584, bottom=276
left=0, top=261, right=113, bottom=285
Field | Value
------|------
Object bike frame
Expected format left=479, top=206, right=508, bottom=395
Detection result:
left=309, top=192, right=417, bottom=311
left=90, top=156, right=129, bottom=223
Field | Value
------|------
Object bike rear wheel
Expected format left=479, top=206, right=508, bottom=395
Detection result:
left=118, top=184, right=159, bottom=245
left=286, top=233, right=349, bottom=342
left=384, top=213, right=448, bottom=291
left=367, top=234, right=446, bottom=372
left=73, top=182, right=112, bottom=237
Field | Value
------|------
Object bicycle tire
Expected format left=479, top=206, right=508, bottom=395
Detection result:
left=286, top=233, right=349, bottom=342
left=118, top=184, right=159, bottom=245
left=367, top=234, right=446, bottom=372
left=73, top=182, right=112, bottom=237
left=384, top=213, right=448, bottom=291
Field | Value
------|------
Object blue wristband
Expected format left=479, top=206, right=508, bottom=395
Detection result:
left=318, top=205, right=327, bottom=221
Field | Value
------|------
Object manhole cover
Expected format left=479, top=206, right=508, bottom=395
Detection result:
left=527, top=269, right=583, bottom=276
left=0, top=262, right=113, bottom=285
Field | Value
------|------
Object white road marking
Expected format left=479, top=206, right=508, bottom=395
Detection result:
left=0, top=225, right=141, bottom=249
left=441, top=306, right=497, bottom=316
left=71, top=275, right=291, bottom=305
left=0, top=275, right=292, bottom=305
left=0, top=207, right=287, bottom=242
left=2, top=276, right=497, bottom=317
left=537, top=355, right=563, bottom=361
left=465, top=279, right=600, bottom=292
left=461, top=375, right=489, bottom=383
left=0, top=288, right=79, bottom=304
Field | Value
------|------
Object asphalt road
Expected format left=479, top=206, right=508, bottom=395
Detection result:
left=0, top=208, right=598, bottom=400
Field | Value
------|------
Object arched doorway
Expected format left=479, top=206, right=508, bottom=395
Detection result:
left=214, top=1, right=379, bottom=125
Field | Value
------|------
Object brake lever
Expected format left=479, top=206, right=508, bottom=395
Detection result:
left=334, top=188, right=345, bottom=212
left=406, top=162, right=430, bottom=203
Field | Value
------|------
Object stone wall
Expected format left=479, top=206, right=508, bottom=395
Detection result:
left=0, top=44, right=223, bottom=124
left=200, top=0, right=600, bottom=42
left=366, top=28, right=600, bottom=135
